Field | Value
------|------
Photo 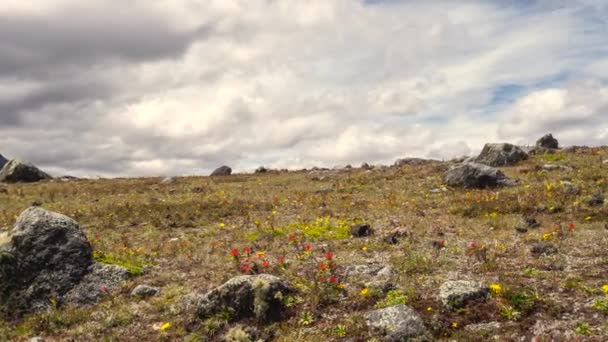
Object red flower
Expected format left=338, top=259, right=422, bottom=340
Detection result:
left=100, top=285, right=109, bottom=293
left=329, top=277, right=337, bottom=284
left=288, top=234, right=298, bottom=242
left=241, top=264, right=252, bottom=273
left=304, top=244, right=313, bottom=252
left=568, top=223, right=576, bottom=231
left=230, top=248, right=239, bottom=258
left=438, top=240, right=446, bottom=246
left=243, top=247, right=252, bottom=256
left=262, top=260, right=270, bottom=268
left=278, top=256, right=286, bottom=264
left=469, top=242, right=478, bottom=249
left=319, top=276, right=325, bottom=282
left=319, top=263, right=328, bottom=271
left=325, top=251, right=334, bottom=260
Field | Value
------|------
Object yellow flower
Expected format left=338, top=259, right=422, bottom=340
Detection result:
left=272, top=210, right=277, bottom=215
left=524, top=184, right=531, bottom=189
left=602, top=284, right=608, bottom=295
left=489, top=283, right=502, bottom=295
left=337, top=283, right=345, bottom=289
left=426, top=307, right=433, bottom=311
left=542, top=233, right=553, bottom=241
left=218, top=223, right=226, bottom=227
left=360, top=288, right=369, bottom=296
left=361, top=246, right=368, bottom=251
left=256, top=251, right=266, bottom=259
left=451, top=322, right=458, bottom=328
left=160, top=322, right=171, bottom=331
left=585, top=216, right=592, bottom=221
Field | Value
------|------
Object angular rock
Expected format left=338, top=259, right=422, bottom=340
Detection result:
left=0, top=154, right=7, bottom=170
left=0, top=207, right=129, bottom=315
left=195, top=274, right=294, bottom=323
left=0, top=159, right=52, bottom=183
left=344, top=264, right=396, bottom=292
left=542, top=164, right=572, bottom=171
left=350, top=223, right=373, bottom=237
left=586, top=193, right=605, bottom=207
left=439, top=280, right=489, bottom=309
left=210, top=166, right=232, bottom=176
left=254, top=166, right=268, bottom=174
left=474, top=143, right=528, bottom=167
left=131, top=284, right=160, bottom=298
left=444, top=162, right=512, bottom=188
left=561, top=181, right=580, bottom=196
left=365, top=305, right=428, bottom=342
left=361, top=163, right=373, bottom=170
left=161, top=176, right=177, bottom=184
left=530, top=242, right=558, bottom=256
left=536, top=134, right=559, bottom=149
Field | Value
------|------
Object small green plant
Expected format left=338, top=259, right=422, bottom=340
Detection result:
left=575, top=322, right=591, bottom=335
left=499, top=305, right=521, bottom=321
left=334, top=324, right=346, bottom=337
left=591, top=298, right=608, bottom=313
left=92, top=251, right=144, bottom=275
left=298, top=311, right=315, bottom=326
left=375, top=289, right=409, bottom=309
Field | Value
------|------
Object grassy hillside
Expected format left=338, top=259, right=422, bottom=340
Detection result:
left=1, top=147, right=607, bottom=341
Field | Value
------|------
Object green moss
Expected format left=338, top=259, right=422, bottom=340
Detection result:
left=92, top=251, right=144, bottom=275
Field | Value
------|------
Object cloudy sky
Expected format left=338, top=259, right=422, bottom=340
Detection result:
left=1, top=0, right=607, bottom=177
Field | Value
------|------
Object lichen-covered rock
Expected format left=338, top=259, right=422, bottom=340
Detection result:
left=130, top=284, right=160, bottom=298
left=365, top=305, right=429, bottom=341
left=474, top=143, right=528, bottom=167
left=65, top=263, right=131, bottom=305
left=195, top=274, right=294, bottom=323
left=0, top=159, right=52, bottom=183
left=344, top=264, right=396, bottom=292
left=439, top=280, right=489, bottom=309
left=530, top=242, right=558, bottom=256
left=444, top=162, right=512, bottom=188
left=0, top=207, right=130, bottom=315
left=210, top=166, right=232, bottom=176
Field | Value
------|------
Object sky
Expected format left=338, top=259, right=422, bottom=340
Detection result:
left=1, top=0, right=607, bottom=177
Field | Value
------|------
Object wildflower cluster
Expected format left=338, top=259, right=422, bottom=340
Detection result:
left=465, top=242, right=487, bottom=263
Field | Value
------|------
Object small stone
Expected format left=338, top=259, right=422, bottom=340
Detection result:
left=439, top=280, right=489, bottom=309
left=515, top=227, right=528, bottom=233
left=525, top=217, right=541, bottom=228
left=160, top=176, right=177, bottom=184
left=350, top=223, right=372, bottom=237
left=131, top=284, right=160, bottom=298
left=586, top=193, right=605, bottom=207
left=531, top=242, right=558, bottom=256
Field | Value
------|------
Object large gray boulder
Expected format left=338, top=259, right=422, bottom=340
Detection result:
left=365, top=305, right=429, bottom=341
left=536, top=133, right=559, bottom=149
left=444, top=162, right=512, bottom=188
left=210, top=165, right=232, bottom=176
left=0, top=207, right=129, bottom=315
left=439, top=280, right=489, bottom=310
left=0, top=154, right=7, bottom=170
left=474, top=143, right=528, bottom=167
left=195, top=274, right=294, bottom=323
left=0, top=159, right=52, bottom=183
left=344, top=264, right=397, bottom=292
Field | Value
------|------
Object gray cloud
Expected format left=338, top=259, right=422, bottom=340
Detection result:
left=0, top=0, right=607, bottom=177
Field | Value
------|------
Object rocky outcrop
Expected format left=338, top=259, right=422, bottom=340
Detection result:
left=0, top=154, right=7, bottom=170
left=536, top=134, right=559, bottom=149
left=474, top=143, right=528, bottom=167
left=444, top=162, right=512, bottom=188
left=210, top=166, right=232, bottom=176
left=0, top=207, right=130, bottom=316
left=0, top=159, right=52, bottom=183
